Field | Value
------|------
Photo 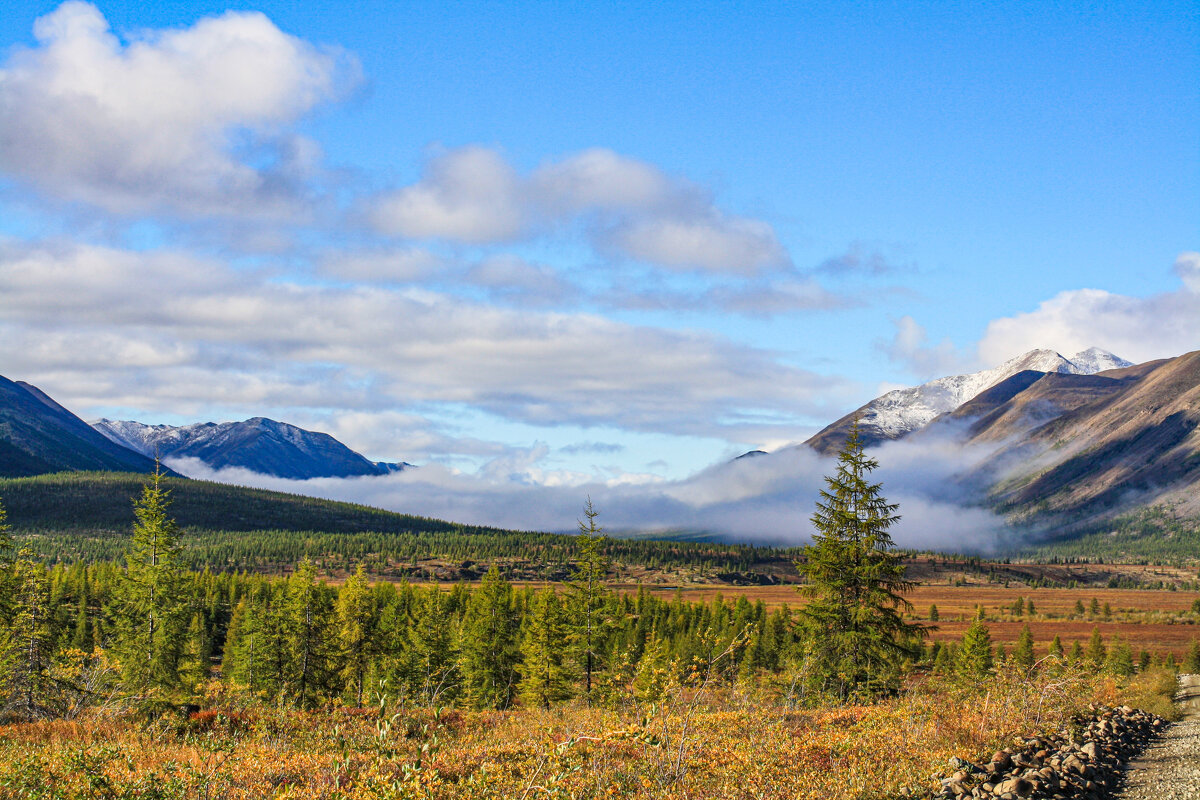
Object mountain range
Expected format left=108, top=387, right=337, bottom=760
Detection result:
left=93, top=418, right=412, bottom=480
left=2, top=346, right=1198, bottom=546
left=0, top=374, right=411, bottom=481
left=800, top=347, right=1200, bottom=535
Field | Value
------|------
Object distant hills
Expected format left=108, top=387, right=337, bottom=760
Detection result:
left=93, top=417, right=413, bottom=480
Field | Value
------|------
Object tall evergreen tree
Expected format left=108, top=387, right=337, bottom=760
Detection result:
left=0, top=498, right=15, bottom=620
left=0, top=551, right=54, bottom=718
left=111, top=465, right=186, bottom=693
left=404, top=587, right=460, bottom=706
left=797, top=420, right=922, bottom=697
left=1013, top=623, right=1035, bottom=669
left=283, top=559, right=336, bottom=708
left=336, top=564, right=377, bottom=706
left=518, top=588, right=574, bottom=708
left=1085, top=627, right=1107, bottom=671
left=567, top=498, right=612, bottom=703
left=460, top=565, right=520, bottom=709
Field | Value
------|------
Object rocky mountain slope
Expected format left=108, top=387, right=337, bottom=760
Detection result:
left=942, top=351, right=1200, bottom=528
left=806, top=347, right=1131, bottom=455
left=0, top=375, right=160, bottom=477
left=93, top=417, right=412, bottom=481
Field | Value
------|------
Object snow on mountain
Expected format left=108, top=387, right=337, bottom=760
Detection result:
left=865, top=348, right=1132, bottom=438
left=92, top=417, right=412, bottom=480
left=805, top=348, right=1132, bottom=454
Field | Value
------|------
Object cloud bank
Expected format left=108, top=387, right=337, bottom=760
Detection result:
left=166, top=425, right=1011, bottom=554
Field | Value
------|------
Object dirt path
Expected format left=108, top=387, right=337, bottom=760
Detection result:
left=1114, top=674, right=1200, bottom=800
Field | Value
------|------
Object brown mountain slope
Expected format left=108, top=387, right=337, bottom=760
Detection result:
left=955, top=351, right=1200, bottom=524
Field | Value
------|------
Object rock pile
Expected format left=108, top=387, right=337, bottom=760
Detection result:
left=932, top=706, right=1166, bottom=800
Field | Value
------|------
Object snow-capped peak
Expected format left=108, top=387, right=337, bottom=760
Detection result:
left=849, top=347, right=1132, bottom=439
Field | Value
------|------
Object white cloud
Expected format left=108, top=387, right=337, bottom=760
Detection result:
left=0, top=2, right=353, bottom=218
left=368, top=145, right=790, bottom=275
left=884, top=315, right=972, bottom=377
left=465, top=255, right=577, bottom=306
left=977, top=252, right=1200, bottom=366
left=319, top=248, right=447, bottom=283
left=606, top=214, right=788, bottom=275
left=530, top=147, right=677, bottom=213
left=368, top=146, right=525, bottom=242
left=0, top=240, right=851, bottom=439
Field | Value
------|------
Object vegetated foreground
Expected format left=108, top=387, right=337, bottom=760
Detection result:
left=0, top=668, right=1173, bottom=799
left=3, top=436, right=1199, bottom=798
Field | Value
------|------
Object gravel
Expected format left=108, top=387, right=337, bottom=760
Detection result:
left=1114, top=674, right=1200, bottom=800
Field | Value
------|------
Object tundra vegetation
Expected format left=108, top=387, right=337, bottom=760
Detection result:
left=0, top=440, right=1194, bottom=798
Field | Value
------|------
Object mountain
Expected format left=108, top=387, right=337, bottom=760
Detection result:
left=943, top=351, right=1200, bottom=529
left=0, top=375, right=160, bottom=477
left=805, top=347, right=1132, bottom=455
left=93, top=417, right=413, bottom=480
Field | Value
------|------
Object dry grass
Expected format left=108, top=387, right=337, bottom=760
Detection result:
left=0, top=664, right=1132, bottom=800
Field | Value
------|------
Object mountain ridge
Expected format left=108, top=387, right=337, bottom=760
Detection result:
left=93, top=417, right=414, bottom=481
left=0, top=375, right=161, bottom=478
left=805, top=347, right=1132, bottom=455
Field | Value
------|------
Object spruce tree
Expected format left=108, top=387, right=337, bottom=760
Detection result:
left=957, top=618, right=993, bottom=678
left=1013, top=623, right=1035, bottom=669
left=797, top=420, right=922, bottom=697
left=112, top=465, right=186, bottom=693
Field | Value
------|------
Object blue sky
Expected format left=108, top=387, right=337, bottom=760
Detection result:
left=0, top=1, right=1197, bottom=501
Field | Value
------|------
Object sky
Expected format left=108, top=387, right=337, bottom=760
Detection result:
left=0, top=1, right=1197, bottom=538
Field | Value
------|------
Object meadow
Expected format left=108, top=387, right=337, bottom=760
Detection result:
left=0, top=664, right=1173, bottom=800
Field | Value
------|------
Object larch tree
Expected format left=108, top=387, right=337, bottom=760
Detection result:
left=567, top=497, right=612, bottom=703
left=797, top=420, right=923, bottom=698
left=1, top=549, right=54, bottom=718
left=460, top=565, right=520, bottom=710
left=284, top=558, right=336, bottom=709
left=336, top=563, right=377, bottom=707
left=518, top=588, right=574, bottom=708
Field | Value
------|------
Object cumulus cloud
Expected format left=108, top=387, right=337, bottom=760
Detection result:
left=369, top=145, right=790, bottom=275
left=165, top=424, right=1011, bottom=553
left=977, top=252, right=1200, bottom=366
left=0, top=2, right=355, bottom=219
left=368, top=146, right=524, bottom=242
left=0, top=240, right=852, bottom=439
left=884, top=315, right=973, bottom=377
